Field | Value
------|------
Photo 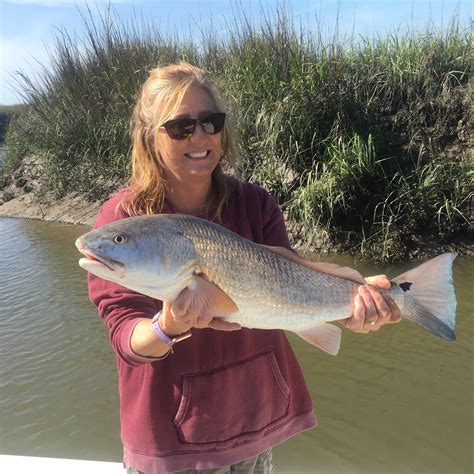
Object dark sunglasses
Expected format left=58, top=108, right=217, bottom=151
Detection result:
left=160, top=112, right=226, bottom=140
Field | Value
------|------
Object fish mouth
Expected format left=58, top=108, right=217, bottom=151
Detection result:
left=79, top=252, right=117, bottom=272
left=75, top=238, right=125, bottom=275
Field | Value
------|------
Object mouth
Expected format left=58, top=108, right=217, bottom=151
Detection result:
left=75, top=237, right=123, bottom=274
left=185, top=150, right=211, bottom=160
left=79, top=251, right=117, bottom=272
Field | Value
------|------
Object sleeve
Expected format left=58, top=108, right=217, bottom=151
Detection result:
left=259, top=188, right=292, bottom=249
left=87, top=194, right=164, bottom=367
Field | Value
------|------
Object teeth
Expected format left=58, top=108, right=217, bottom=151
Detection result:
left=188, top=151, right=208, bottom=158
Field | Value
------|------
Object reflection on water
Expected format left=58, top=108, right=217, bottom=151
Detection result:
left=0, top=217, right=472, bottom=472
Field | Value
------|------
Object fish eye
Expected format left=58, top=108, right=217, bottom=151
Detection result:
left=113, top=234, right=127, bottom=245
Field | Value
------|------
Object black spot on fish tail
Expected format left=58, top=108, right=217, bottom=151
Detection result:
left=399, top=281, right=412, bottom=292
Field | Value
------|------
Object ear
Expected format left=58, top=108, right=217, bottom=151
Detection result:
left=140, top=129, right=155, bottom=154
left=146, top=132, right=159, bottom=158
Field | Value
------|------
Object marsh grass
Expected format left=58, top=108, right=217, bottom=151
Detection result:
left=4, top=6, right=472, bottom=260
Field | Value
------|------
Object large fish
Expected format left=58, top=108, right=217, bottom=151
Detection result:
left=75, top=214, right=457, bottom=355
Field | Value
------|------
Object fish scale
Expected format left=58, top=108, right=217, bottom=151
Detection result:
left=177, top=216, right=362, bottom=330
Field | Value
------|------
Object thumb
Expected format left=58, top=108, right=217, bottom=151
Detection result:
left=208, top=319, right=242, bottom=331
left=364, top=274, right=391, bottom=289
left=172, top=288, right=192, bottom=316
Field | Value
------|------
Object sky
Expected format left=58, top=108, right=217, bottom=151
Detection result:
left=0, top=0, right=472, bottom=105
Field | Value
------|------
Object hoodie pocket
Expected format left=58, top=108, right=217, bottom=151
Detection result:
left=173, top=350, right=290, bottom=447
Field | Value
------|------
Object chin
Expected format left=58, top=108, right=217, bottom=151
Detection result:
left=187, top=161, right=219, bottom=176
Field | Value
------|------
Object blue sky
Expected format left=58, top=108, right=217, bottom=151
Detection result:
left=0, top=0, right=471, bottom=104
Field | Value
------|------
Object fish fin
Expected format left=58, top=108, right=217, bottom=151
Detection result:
left=187, top=275, right=239, bottom=316
left=295, top=323, right=342, bottom=356
left=262, top=245, right=365, bottom=284
left=394, top=252, right=457, bottom=341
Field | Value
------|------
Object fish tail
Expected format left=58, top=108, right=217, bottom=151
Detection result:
left=393, top=252, right=457, bottom=341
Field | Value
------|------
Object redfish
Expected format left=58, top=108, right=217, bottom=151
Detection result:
left=75, top=214, right=457, bottom=355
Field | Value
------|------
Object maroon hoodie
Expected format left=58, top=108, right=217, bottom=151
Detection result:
left=88, top=177, right=316, bottom=473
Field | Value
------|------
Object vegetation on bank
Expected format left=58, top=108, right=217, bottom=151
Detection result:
left=2, top=8, right=472, bottom=261
left=0, top=105, right=25, bottom=144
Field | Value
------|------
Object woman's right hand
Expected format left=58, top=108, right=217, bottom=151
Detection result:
left=160, top=286, right=241, bottom=336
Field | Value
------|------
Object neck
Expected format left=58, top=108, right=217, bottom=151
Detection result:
left=165, top=178, right=214, bottom=215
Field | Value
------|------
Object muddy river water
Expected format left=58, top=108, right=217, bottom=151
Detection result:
left=0, top=217, right=472, bottom=473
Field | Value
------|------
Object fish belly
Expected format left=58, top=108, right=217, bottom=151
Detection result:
left=223, top=297, right=354, bottom=331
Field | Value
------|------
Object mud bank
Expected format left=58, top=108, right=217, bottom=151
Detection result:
left=0, top=155, right=101, bottom=226
left=1, top=154, right=471, bottom=260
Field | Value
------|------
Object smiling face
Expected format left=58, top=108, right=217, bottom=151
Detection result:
left=155, top=85, right=223, bottom=187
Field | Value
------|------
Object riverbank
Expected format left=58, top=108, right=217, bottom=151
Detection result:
left=0, top=155, right=101, bottom=226
left=1, top=154, right=471, bottom=260
left=0, top=154, right=334, bottom=252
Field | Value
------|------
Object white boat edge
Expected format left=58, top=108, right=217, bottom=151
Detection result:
left=0, top=455, right=123, bottom=473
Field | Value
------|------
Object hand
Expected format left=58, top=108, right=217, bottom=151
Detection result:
left=339, top=275, right=402, bottom=333
left=160, top=287, right=241, bottom=336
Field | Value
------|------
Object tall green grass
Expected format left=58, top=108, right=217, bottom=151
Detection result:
left=0, top=104, right=25, bottom=145
left=4, top=7, right=472, bottom=261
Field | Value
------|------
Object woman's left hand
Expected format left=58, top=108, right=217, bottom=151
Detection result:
left=339, top=275, right=402, bottom=333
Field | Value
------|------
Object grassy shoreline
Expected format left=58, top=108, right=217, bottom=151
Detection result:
left=1, top=8, right=472, bottom=261
left=0, top=105, right=25, bottom=144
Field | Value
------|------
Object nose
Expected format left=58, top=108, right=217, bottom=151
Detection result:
left=189, top=122, right=209, bottom=142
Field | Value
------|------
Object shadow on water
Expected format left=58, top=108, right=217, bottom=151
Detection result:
left=0, top=218, right=472, bottom=472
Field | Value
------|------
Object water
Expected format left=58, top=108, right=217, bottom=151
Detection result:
left=0, top=218, right=120, bottom=461
left=0, top=217, right=472, bottom=473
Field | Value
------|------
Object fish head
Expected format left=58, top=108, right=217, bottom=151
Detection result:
left=75, top=215, right=197, bottom=300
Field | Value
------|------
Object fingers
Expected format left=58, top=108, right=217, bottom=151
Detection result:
left=362, top=275, right=402, bottom=324
left=160, top=288, right=198, bottom=335
left=208, top=319, right=242, bottom=331
left=161, top=300, right=191, bottom=336
left=171, top=287, right=209, bottom=326
left=168, top=287, right=242, bottom=332
left=385, top=295, right=402, bottom=323
left=193, top=314, right=213, bottom=328
left=358, top=286, right=379, bottom=325
left=364, top=274, right=390, bottom=289
left=363, top=284, right=395, bottom=323
left=187, top=310, right=242, bottom=332
left=171, top=288, right=192, bottom=320
left=342, top=282, right=402, bottom=334
left=340, top=294, right=367, bottom=333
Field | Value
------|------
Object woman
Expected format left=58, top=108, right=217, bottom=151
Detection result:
left=88, top=62, right=401, bottom=474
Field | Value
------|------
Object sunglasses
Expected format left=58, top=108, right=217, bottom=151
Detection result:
left=160, top=112, right=226, bottom=140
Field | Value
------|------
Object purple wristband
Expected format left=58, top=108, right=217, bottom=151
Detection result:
left=151, top=311, right=192, bottom=347
left=152, top=312, right=173, bottom=345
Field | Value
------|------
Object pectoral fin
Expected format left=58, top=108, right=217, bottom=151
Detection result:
left=295, top=323, right=342, bottom=356
left=187, top=275, right=239, bottom=317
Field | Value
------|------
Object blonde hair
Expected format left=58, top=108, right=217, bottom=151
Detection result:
left=123, top=62, right=238, bottom=219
